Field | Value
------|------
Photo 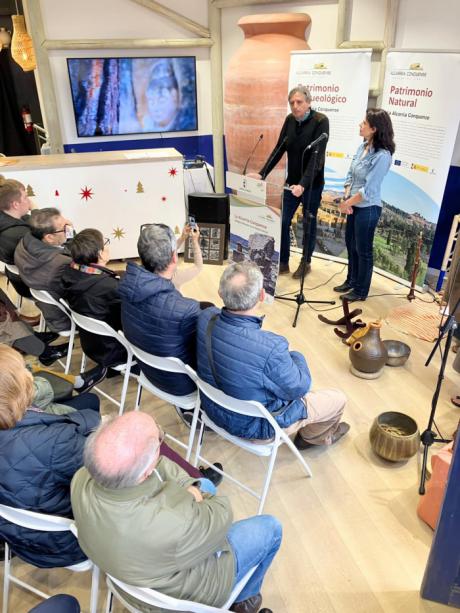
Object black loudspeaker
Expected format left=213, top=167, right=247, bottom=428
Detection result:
left=188, top=192, right=230, bottom=258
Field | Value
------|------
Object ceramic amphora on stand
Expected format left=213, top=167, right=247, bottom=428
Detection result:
left=224, top=13, right=310, bottom=208
left=349, top=321, right=388, bottom=379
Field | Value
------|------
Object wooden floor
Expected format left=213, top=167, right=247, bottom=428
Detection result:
left=1, top=255, right=457, bottom=613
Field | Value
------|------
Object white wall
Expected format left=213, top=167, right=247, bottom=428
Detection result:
left=39, top=0, right=212, bottom=145
left=36, top=0, right=460, bottom=161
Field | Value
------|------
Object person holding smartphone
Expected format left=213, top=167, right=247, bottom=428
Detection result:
left=173, top=219, right=204, bottom=289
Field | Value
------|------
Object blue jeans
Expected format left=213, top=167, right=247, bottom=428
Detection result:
left=280, top=185, right=323, bottom=264
left=28, top=594, right=80, bottom=613
left=345, top=205, right=381, bottom=297
left=61, top=392, right=100, bottom=413
left=227, top=515, right=282, bottom=603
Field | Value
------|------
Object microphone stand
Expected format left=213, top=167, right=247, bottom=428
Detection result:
left=418, top=296, right=460, bottom=494
left=275, top=144, right=335, bottom=327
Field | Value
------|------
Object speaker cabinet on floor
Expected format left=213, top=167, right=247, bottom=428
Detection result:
left=188, top=192, right=230, bottom=258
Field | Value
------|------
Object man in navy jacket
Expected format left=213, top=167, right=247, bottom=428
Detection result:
left=197, top=261, right=349, bottom=446
left=119, top=223, right=201, bottom=397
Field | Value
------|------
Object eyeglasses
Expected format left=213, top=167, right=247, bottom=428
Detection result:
left=158, top=426, right=165, bottom=447
left=104, top=237, right=110, bottom=246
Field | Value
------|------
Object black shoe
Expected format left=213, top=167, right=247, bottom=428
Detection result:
left=200, top=462, right=223, bottom=487
left=294, top=422, right=350, bottom=449
left=230, top=593, right=262, bottom=613
left=39, top=343, right=69, bottom=366
left=175, top=407, right=212, bottom=432
left=77, top=365, right=108, bottom=394
left=278, top=262, right=290, bottom=275
left=333, top=281, right=353, bottom=293
left=340, top=291, right=366, bottom=302
left=35, top=331, right=59, bottom=344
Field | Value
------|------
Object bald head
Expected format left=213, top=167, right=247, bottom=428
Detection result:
left=219, top=261, right=264, bottom=311
left=83, top=412, right=162, bottom=489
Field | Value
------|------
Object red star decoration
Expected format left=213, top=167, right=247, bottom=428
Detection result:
left=161, top=196, right=167, bottom=202
left=168, top=167, right=178, bottom=177
left=80, top=186, right=93, bottom=201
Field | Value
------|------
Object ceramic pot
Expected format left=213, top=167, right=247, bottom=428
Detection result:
left=369, top=411, right=420, bottom=462
left=224, top=13, right=310, bottom=208
left=349, top=321, right=388, bottom=375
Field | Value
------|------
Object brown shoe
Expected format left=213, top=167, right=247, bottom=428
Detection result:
left=294, top=422, right=350, bottom=450
left=292, top=259, right=311, bottom=279
left=19, top=313, right=41, bottom=327
left=230, top=594, right=262, bottom=613
left=278, top=262, right=290, bottom=275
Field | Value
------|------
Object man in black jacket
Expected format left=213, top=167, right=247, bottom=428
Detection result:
left=248, top=86, right=329, bottom=278
left=0, top=174, right=34, bottom=297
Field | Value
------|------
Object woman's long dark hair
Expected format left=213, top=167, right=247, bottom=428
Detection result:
left=366, top=108, right=395, bottom=154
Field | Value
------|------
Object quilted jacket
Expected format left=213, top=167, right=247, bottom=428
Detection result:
left=0, top=407, right=100, bottom=567
left=196, top=307, right=312, bottom=439
left=119, top=262, right=201, bottom=395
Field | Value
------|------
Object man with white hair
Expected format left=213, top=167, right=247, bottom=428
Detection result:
left=196, top=261, right=349, bottom=447
left=71, top=411, right=282, bottom=613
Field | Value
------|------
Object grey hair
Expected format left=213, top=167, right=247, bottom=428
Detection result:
left=138, top=223, right=177, bottom=273
left=219, top=261, right=263, bottom=311
left=288, top=85, right=312, bottom=103
left=83, top=417, right=160, bottom=489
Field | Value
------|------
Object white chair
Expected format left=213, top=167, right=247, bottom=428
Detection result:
left=0, top=504, right=100, bottom=613
left=125, top=337, right=199, bottom=461
left=187, top=369, right=312, bottom=515
left=4, top=263, right=29, bottom=310
left=105, top=565, right=260, bottom=613
left=62, top=303, right=135, bottom=415
left=29, top=289, right=76, bottom=373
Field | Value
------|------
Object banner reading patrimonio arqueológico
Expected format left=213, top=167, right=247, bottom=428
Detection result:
left=381, top=50, right=460, bottom=286
left=288, top=49, right=372, bottom=262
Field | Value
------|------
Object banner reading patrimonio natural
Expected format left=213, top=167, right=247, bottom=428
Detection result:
left=288, top=49, right=372, bottom=261
left=380, top=50, right=460, bottom=286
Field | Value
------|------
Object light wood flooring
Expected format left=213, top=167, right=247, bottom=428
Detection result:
left=1, top=255, right=458, bottom=613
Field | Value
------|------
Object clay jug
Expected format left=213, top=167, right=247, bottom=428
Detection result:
left=349, top=321, right=388, bottom=376
left=224, top=13, right=311, bottom=208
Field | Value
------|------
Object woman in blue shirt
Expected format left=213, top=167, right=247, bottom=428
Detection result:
left=334, top=108, right=395, bottom=301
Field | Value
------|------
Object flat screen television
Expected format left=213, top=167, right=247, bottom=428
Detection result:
left=67, top=56, right=198, bottom=137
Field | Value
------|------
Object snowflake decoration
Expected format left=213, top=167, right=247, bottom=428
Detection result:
left=80, top=186, right=93, bottom=201
left=112, top=227, right=125, bottom=240
left=168, top=167, right=178, bottom=177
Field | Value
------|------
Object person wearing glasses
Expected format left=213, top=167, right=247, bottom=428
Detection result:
left=15, top=207, right=74, bottom=337
left=119, top=223, right=211, bottom=426
left=61, top=229, right=126, bottom=388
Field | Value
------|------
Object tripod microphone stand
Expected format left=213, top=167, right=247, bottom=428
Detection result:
left=418, top=296, right=460, bottom=495
left=276, top=143, right=335, bottom=327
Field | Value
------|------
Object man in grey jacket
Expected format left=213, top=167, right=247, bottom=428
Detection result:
left=71, top=412, right=282, bottom=613
left=15, top=207, right=73, bottom=332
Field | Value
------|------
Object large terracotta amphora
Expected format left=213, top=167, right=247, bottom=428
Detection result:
left=224, top=13, right=311, bottom=208
left=349, top=321, right=388, bottom=379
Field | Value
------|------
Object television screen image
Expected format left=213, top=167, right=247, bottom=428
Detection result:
left=67, top=56, right=198, bottom=137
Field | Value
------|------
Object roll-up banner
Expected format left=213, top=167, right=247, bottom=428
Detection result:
left=381, top=50, right=460, bottom=287
left=288, top=49, right=372, bottom=262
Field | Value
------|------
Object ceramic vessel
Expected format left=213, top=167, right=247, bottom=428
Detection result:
left=349, top=321, right=388, bottom=376
left=369, top=411, right=420, bottom=462
left=224, top=13, right=311, bottom=207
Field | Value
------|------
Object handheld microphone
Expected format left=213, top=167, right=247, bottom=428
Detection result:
left=260, top=136, right=288, bottom=180
left=242, top=134, right=264, bottom=175
left=305, top=132, right=328, bottom=151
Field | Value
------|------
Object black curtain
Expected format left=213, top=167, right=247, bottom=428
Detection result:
left=0, top=50, right=35, bottom=156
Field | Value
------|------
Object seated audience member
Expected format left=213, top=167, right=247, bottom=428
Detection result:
left=197, top=261, right=349, bottom=447
left=0, top=175, right=34, bottom=299
left=61, top=229, right=127, bottom=386
left=71, top=411, right=281, bottom=613
left=14, top=207, right=73, bottom=333
left=0, top=344, right=100, bottom=568
left=119, top=223, right=204, bottom=399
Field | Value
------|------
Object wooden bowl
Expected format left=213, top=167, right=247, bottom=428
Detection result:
left=383, top=340, right=411, bottom=367
left=369, top=411, right=420, bottom=462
